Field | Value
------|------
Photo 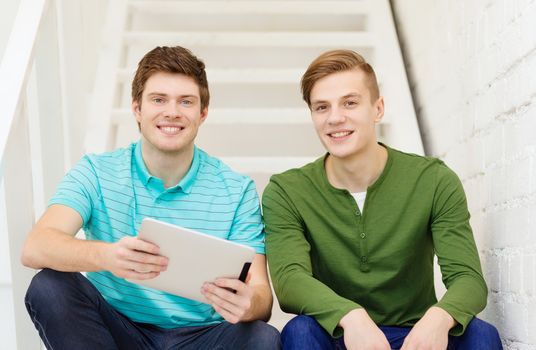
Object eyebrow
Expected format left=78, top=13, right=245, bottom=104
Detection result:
left=311, top=93, right=363, bottom=105
left=146, top=92, right=199, bottom=99
left=342, top=93, right=362, bottom=99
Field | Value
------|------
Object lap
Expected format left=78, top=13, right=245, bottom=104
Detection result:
left=26, top=269, right=281, bottom=350
left=161, top=321, right=280, bottom=350
left=281, top=315, right=501, bottom=350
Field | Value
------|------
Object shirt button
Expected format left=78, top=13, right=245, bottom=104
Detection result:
left=355, top=210, right=360, bottom=216
left=360, top=232, right=366, bottom=239
left=361, top=256, right=368, bottom=263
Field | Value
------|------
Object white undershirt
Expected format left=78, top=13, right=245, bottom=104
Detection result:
left=351, top=191, right=367, bottom=214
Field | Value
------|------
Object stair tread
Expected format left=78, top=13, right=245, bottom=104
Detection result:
left=117, top=67, right=307, bottom=83
left=123, top=31, right=374, bottom=48
left=219, top=156, right=316, bottom=173
left=129, top=1, right=371, bottom=15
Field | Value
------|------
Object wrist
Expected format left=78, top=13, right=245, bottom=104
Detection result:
left=339, top=308, right=368, bottom=330
left=429, top=306, right=456, bottom=330
left=94, top=241, right=111, bottom=271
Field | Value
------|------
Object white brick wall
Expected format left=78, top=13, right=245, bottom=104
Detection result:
left=392, top=0, right=536, bottom=348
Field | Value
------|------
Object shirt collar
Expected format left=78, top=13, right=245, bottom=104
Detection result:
left=318, top=142, right=392, bottom=194
left=133, top=140, right=152, bottom=186
left=133, top=140, right=200, bottom=194
left=174, top=145, right=200, bottom=194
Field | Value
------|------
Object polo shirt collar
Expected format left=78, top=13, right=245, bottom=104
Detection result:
left=133, top=140, right=200, bottom=194
left=134, top=141, right=152, bottom=186
left=175, top=145, right=200, bottom=194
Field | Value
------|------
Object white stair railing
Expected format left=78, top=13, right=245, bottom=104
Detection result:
left=0, top=0, right=67, bottom=348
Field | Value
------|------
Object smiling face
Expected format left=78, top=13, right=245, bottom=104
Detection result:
left=132, top=71, right=208, bottom=156
left=309, top=69, right=384, bottom=160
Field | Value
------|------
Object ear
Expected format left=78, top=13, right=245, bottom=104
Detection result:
left=373, top=96, right=385, bottom=123
left=199, top=107, right=209, bottom=124
left=132, top=100, right=142, bottom=123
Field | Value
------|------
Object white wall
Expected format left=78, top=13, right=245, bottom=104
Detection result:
left=392, top=0, right=536, bottom=348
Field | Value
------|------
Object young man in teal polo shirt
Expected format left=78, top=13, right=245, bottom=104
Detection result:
left=262, top=50, right=502, bottom=349
left=22, top=46, right=280, bottom=349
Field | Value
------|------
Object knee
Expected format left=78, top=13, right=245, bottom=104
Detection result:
left=25, top=269, right=74, bottom=308
left=246, top=321, right=281, bottom=349
left=281, top=315, right=323, bottom=340
left=465, top=318, right=502, bottom=348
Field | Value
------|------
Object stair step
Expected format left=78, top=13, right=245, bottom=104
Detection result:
left=220, top=157, right=315, bottom=174
left=112, top=108, right=311, bottom=125
left=196, top=123, right=323, bottom=157
left=117, top=68, right=304, bottom=84
left=123, top=31, right=374, bottom=48
left=124, top=46, right=375, bottom=70
left=129, top=1, right=371, bottom=15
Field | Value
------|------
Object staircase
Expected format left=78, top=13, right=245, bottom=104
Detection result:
left=83, top=0, right=423, bottom=329
left=86, top=0, right=423, bottom=194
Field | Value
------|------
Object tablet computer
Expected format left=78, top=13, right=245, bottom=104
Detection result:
left=127, top=217, right=255, bottom=303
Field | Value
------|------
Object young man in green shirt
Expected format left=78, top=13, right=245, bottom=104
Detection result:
left=262, top=50, right=502, bottom=349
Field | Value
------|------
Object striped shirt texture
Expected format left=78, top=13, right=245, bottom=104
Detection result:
left=49, top=141, right=265, bottom=328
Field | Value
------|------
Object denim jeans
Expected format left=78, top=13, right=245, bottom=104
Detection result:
left=25, top=269, right=281, bottom=350
left=281, top=315, right=502, bottom=350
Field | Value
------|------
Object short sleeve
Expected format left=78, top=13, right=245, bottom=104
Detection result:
left=228, top=179, right=265, bottom=254
left=48, top=155, right=100, bottom=226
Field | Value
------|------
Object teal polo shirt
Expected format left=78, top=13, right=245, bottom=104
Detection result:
left=49, top=141, right=265, bottom=328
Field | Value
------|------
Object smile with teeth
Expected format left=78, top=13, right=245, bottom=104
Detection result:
left=158, top=126, right=184, bottom=134
left=329, top=131, right=353, bottom=138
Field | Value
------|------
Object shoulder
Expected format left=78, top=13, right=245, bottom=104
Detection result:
left=84, top=144, right=133, bottom=172
left=271, top=157, right=322, bottom=185
left=196, top=148, right=254, bottom=191
left=66, top=145, right=133, bottom=188
left=388, top=146, right=462, bottom=192
left=264, top=156, right=323, bottom=198
left=389, top=146, right=442, bottom=168
left=388, top=146, right=453, bottom=178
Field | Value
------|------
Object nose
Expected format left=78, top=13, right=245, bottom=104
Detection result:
left=164, top=101, right=181, bottom=119
left=327, top=106, right=346, bottom=125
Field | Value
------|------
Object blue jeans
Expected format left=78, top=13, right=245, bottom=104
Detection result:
left=281, top=315, right=502, bottom=350
left=25, top=269, right=281, bottom=350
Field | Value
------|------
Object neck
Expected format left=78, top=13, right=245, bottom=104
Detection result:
left=140, top=139, right=194, bottom=188
left=325, top=143, right=388, bottom=193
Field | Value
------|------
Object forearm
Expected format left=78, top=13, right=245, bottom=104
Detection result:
left=435, top=275, right=487, bottom=334
left=21, top=228, right=109, bottom=272
left=274, top=271, right=360, bottom=336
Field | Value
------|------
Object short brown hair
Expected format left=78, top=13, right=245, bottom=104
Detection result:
left=301, top=50, right=379, bottom=107
left=131, top=46, right=209, bottom=110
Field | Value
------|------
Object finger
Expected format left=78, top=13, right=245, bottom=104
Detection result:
left=211, top=302, right=240, bottom=324
left=202, top=283, right=241, bottom=307
left=125, top=261, right=167, bottom=273
left=202, top=286, right=242, bottom=317
left=126, top=237, right=161, bottom=255
left=125, top=250, right=168, bottom=266
left=122, top=270, right=160, bottom=280
left=213, top=278, right=247, bottom=293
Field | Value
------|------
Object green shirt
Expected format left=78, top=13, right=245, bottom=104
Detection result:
left=262, top=145, right=487, bottom=337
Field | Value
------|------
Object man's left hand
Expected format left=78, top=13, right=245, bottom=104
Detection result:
left=201, top=277, right=256, bottom=324
left=400, top=306, right=456, bottom=350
